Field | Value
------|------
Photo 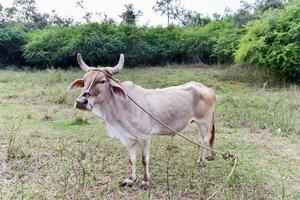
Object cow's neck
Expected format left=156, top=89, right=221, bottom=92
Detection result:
left=91, top=93, right=123, bottom=123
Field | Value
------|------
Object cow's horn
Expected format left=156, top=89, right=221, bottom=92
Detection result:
left=77, top=53, right=90, bottom=72
left=110, top=54, right=124, bottom=75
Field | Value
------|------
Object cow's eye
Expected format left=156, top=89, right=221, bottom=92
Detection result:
left=98, top=80, right=106, bottom=84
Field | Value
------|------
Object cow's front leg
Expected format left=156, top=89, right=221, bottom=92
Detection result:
left=122, top=142, right=137, bottom=187
left=139, top=138, right=150, bottom=190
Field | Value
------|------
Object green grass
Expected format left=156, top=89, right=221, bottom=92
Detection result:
left=0, top=66, right=299, bottom=199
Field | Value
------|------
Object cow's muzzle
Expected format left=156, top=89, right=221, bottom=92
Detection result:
left=75, top=96, right=88, bottom=110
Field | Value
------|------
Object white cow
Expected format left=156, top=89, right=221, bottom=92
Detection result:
left=67, top=53, right=216, bottom=189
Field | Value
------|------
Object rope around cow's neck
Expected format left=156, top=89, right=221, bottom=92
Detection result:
left=87, top=68, right=237, bottom=200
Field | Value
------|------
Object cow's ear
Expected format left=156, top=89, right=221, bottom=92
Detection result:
left=67, top=79, right=84, bottom=92
left=109, top=80, right=127, bottom=100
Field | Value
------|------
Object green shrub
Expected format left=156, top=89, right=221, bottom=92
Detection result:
left=22, top=20, right=242, bottom=68
left=180, top=26, right=212, bottom=64
left=143, top=26, right=183, bottom=65
left=75, top=23, right=124, bottom=66
left=180, top=19, right=241, bottom=64
left=235, top=1, right=300, bottom=83
left=212, top=20, right=242, bottom=64
left=23, top=26, right=80, bottom=67
left=0, top=27, right=27, bottom=66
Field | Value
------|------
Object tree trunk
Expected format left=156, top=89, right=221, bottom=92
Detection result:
left=167, top=2, right=170, bottom=26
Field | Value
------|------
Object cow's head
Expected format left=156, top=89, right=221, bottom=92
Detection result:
left=67, top=53, right=126, bottom=110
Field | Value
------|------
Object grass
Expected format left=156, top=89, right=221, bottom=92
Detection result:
left=0, top=66, right=299, bottom=199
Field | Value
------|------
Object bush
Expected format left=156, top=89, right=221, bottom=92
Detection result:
left=235, top=1, right=300, bottom=83
left=23, top=26, right=80, bottom=67
left=180, top=19, right=241, bottom=64
left=75, top=23, right=124, bottom=66
left=23, top=24, right=148, bottom=67
left=180, top=26, right=212, bottom=64
left=143, top=26, right=183, bottom=65
left=0, top=27, right=27, bottom=66
left=212, top=20, right=242, bottom=64
left=23, top=20, right=241, bottom=68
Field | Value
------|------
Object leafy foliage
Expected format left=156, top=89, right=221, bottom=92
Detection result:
left=179, top=10, right=211, bottom=26
left=0, top=0, right=73, bottom=29
left=0, top=27, right=27, bottom=65
left=1, top=0, right=299, bottom=83
left=212, top=22, right=242, bottom=64
left=22, top=20, right=240, bottom=67
left=23, top=26, right=80, bottom=67
left=120, top=4, right=143, bottom=25
left=153, top=0, right=183, bottom=26
left=180, top=20, right=240, bottom=64
left=235, top=1, right=300, bottom=82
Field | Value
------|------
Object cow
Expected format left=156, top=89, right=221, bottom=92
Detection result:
left=67, top=53, right=216, bottom=189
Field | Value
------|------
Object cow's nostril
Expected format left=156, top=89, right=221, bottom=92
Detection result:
left=83, top=99, right=88, bottom=105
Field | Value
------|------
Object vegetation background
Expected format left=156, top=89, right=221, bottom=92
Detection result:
left=0, top=0, right=299, bottom=83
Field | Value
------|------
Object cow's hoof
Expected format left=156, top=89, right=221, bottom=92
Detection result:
left=120, top=182, right=133, bottom=187
left=141, top=181, right=150, bottom=190
left=120, top=178, right=135, bottom=187
left=206, top=155, right=216, bottom=161
left=197, top=160, right=207, bottom=167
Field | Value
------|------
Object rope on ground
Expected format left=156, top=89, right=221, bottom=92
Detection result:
left=206, top=156, right=237, bottom=200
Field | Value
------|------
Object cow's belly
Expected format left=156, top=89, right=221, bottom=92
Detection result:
left=145, top=89, right=196, bottom=134
left=150, top=117, right=191, bottom=135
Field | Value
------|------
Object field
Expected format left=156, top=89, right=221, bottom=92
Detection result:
left=0, top=66, right=299, bottom=199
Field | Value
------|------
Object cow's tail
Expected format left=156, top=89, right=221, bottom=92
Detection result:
left=209, top=112, right=215, bottom=148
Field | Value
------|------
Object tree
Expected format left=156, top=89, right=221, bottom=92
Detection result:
left=50, top=10, right=74, bottom=27
left=95, top=12, right=116, bottom=24
left=76, top=0, right=92, bottom=23
left=120, top=4, right=142, bottom=25
left=0, top=27, right=27, bottom=65
left=153, top=0, right=210, bottom=27
left=212, top=13, right=221, bottom=20
left=0, top=4, right=18, bottom=27
left=254, top=0, right=285, bottom=13
left=13, top=0, right=37, bottom=23
left=153, top=0, right=183, bottom=26
left=0, top=3, right=3, bottom=24
left=13, top=0, right=51, bottom=28
left=235, top=1, right=300, bottom=82
left=224, top=7, right=233, bottom=18
left=232, top=0, right=255, bottom=27
left=1, top=0, right=73, bottom=29
left=179, top=10, right=211, bottom=26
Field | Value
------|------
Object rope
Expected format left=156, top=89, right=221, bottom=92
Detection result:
left=206, top=156, right=237, bottom=200
left=87, top=69, right=237, bottom=199
left=86, top=71, right=99, bottom=93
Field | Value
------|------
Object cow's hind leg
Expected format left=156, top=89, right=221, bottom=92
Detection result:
left=194, top=120, right=213, bottom=166
left=122, top=142, right=138, bottom=187
left=206, top=123, right=216, bottom=161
